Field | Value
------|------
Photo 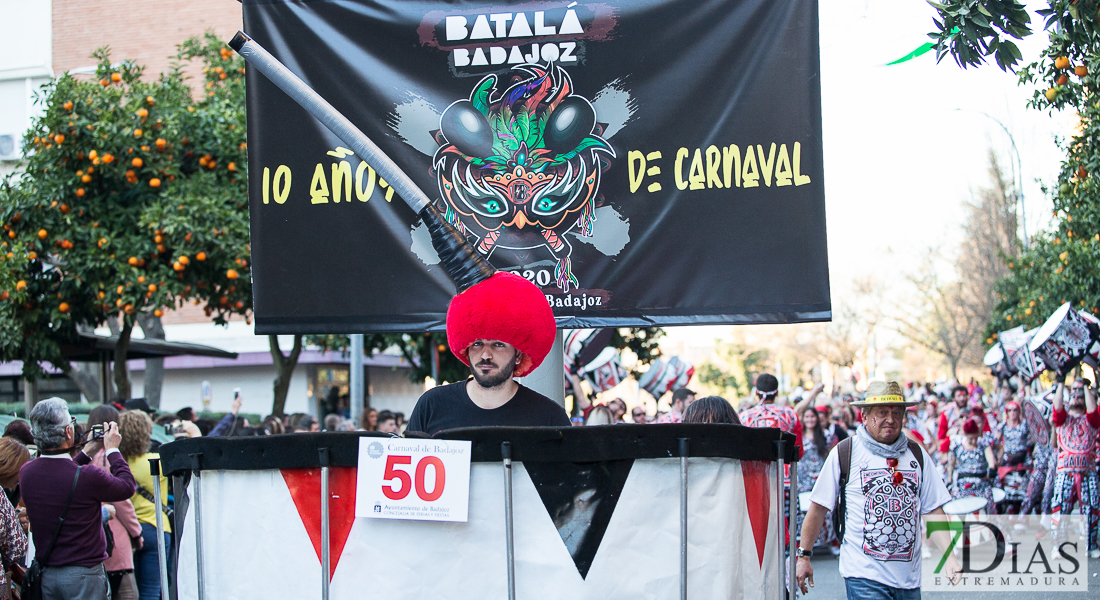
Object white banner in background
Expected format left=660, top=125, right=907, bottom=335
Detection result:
left=355, top=438, right=472, bottom=522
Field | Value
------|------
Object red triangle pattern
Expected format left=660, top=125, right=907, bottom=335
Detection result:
left=281, top=467, right=358, bottom=580
left=741, top=460, right=771, bottom=568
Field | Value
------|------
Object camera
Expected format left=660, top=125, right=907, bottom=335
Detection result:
left=89, top=424, right=105, bottom=440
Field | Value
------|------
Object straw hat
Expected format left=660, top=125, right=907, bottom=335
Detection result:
left=851, top=381, right=918, bottom=408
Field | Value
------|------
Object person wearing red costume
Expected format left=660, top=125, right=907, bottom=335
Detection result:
left=1049, top=375, right=1100, bottom=557
left=936, top=386, right=970, bottom=454
left=741, top=373, right=804, bottom=457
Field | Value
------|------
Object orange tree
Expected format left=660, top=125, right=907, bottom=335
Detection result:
left=0, top=38, right=251, bottom=399
left=930, top=2, right=1100, bottom=334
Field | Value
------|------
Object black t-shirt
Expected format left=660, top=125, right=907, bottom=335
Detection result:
left=405, top=380, right=570, bottom=436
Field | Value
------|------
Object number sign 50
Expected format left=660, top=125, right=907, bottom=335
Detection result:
left=382, top=455, right=446, bottom=501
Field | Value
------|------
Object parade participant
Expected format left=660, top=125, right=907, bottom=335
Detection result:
left=797, top=381, right=957, bottom=598
left=1049, top=377, right=1100, bottom=556
left=936, top=385, right=970, bottom=453
left=797, top=406, right=839, bottom=553
left=946, top=418, right=997, bottom=513
left=682, top=396, right=740, bottom=424
left=607, top=398, right=628, bottom=423
left=741, top=374, right=804, bottom=455
left=631, top=406, right=648, bottom=424
left=995, top=400, right=1029, bottom=466
left=406, top=273, right=570, bottom=435
left=656, top=388, right=695, bottom=423
left=21, top=398, right=136, bottom=600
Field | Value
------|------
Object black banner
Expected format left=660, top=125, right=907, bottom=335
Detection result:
left=243, top=0, right=830, bottom=333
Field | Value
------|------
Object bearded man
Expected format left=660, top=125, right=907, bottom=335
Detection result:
left=405, top=273, right=570, bottom=436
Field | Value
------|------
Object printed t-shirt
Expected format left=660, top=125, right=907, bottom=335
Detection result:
left=808, top=438, right=950, bottom=589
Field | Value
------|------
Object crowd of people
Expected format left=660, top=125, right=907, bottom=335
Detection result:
left=2, top=365, right=1096, bottom=599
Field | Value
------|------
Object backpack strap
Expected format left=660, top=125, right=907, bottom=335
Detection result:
left=41, top=466, right=81, bottom=567
left=833, top=437, right=853, bottom=544
left=907, top=439, right=925, bottom=474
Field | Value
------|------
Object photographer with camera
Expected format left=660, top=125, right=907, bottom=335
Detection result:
left=20, top=398, right=135, bottom=600
left=88, top=405, right=144, bottom=600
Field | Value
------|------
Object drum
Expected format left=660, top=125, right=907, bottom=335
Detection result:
left=1079, top=310, right=1100, bottom=369
left=581, top=347, right=628, bottom=393
left=942, top=495, right=988, bottom=516
left=992, top=488, right=1006, bottom=503
left=942, top=495, right=993, bottom=548
left=983, top=344, right=1004, bottom=367
left=1024, top=393, right=1053, bottom=446
left=1029, top=302, right=1099, bottom=375
left=999, top=326, right=1046, bottom=382
left=798, top=491, right=813, bottom=513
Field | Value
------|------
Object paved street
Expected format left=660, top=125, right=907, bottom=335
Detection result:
left=800, top=553, right=1100, bottom=599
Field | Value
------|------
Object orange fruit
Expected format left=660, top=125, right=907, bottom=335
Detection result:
left=156, top=244, right=165, bottom=253
left=226, top=269, right=239, bottom=280
left=88, top=150, right=98, bottom=160
left=149, top=178, right=161, bottom=188
left=100, top=78, right=109, bottom=86
left=60, top=204, right=70, bottom=214
left=131, top=157, right=143, bottom=168
left=128, top=256, right=138, bottom=266
left=155, top=138, right=166, bottom=149
left=154, top=309, right=163, bottom=317
left=1055, top=56, right=1070, bottom=70
left=1046, top=88, right=1058, bottom=101
left=27, top=252, right=36, bottom=260
left=137, top=108, right=148, bottom=118
left=37, top=229, right=47, bottom=239
left=111, top=72, right=122, bottom=83
left=138, top=276, right=145, bottom=283
left=116, top=285, right=124, bottom=294
left=1057, top=74, right=1069, bottom=85
left=101, top=153, right=114, bottom=164
left=75, top=188, right=85, bottom=197
left=196, top=251, right=206, bottom=261
left=1076, top=65, right=1088, bottom=77
left=146, top=96, right=154, bottom=105
left=81, top=174, right=91, bottom=183
left=15, top=281, right=26, bottom=290
left=134, top=129, right=143, bottom=137
left=235, top=300, right=244, bottom=309
left=219, top=73, right=227, bottom=80
left=59, top=302, right=70, bottom=313
left=53, top=134, right=64, bottom=144
left=178, top=255, right=189, bottom=265
left=97, top=238, right=106, bottom=248
left=148, top=284, right=157, bottom=292
left=227, top=162, right=237, bottom=172
left=1078, top=166, right=1088, bottom=179
left=154, top=235, right=163, bottom=243
left=62, top=101, right=73, bottom=111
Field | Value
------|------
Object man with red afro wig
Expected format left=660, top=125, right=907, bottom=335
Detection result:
left=405, top=273, right=570, bottom=436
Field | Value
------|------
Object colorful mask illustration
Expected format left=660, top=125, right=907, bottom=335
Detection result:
left=432, top=63, right=614, bottom=291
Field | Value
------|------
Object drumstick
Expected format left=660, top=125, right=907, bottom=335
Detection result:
left=228, top=31, right=496, bottom=293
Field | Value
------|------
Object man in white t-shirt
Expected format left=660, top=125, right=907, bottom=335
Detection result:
left=796, top=381, right=959, bottom=599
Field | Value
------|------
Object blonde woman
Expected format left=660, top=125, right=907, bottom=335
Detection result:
left=118, top=411, right=170, bottom=600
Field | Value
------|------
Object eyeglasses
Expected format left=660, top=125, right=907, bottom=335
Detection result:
left=886, top=457, right=904, bottom=486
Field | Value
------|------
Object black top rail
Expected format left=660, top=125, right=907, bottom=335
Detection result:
left=157, top=424, right=798, bottom=476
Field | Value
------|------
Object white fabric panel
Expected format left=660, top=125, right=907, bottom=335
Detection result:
left=175, top=458, right=779, bottom=600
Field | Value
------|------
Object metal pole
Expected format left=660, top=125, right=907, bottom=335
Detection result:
left=679, top=438, right=689, bottom=600
left=502, top=441, right=516, bottom=600
left=319, top=448, right=331, bottom=600
left=349, top=335, right=364, bottom=428
left=774, top=439, right=786, bottom=600
left=150, top=458, right=170, bottom=600
left=190, top=453, right=205, bottom=600
left=788, top=459, right=797, bottom=600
